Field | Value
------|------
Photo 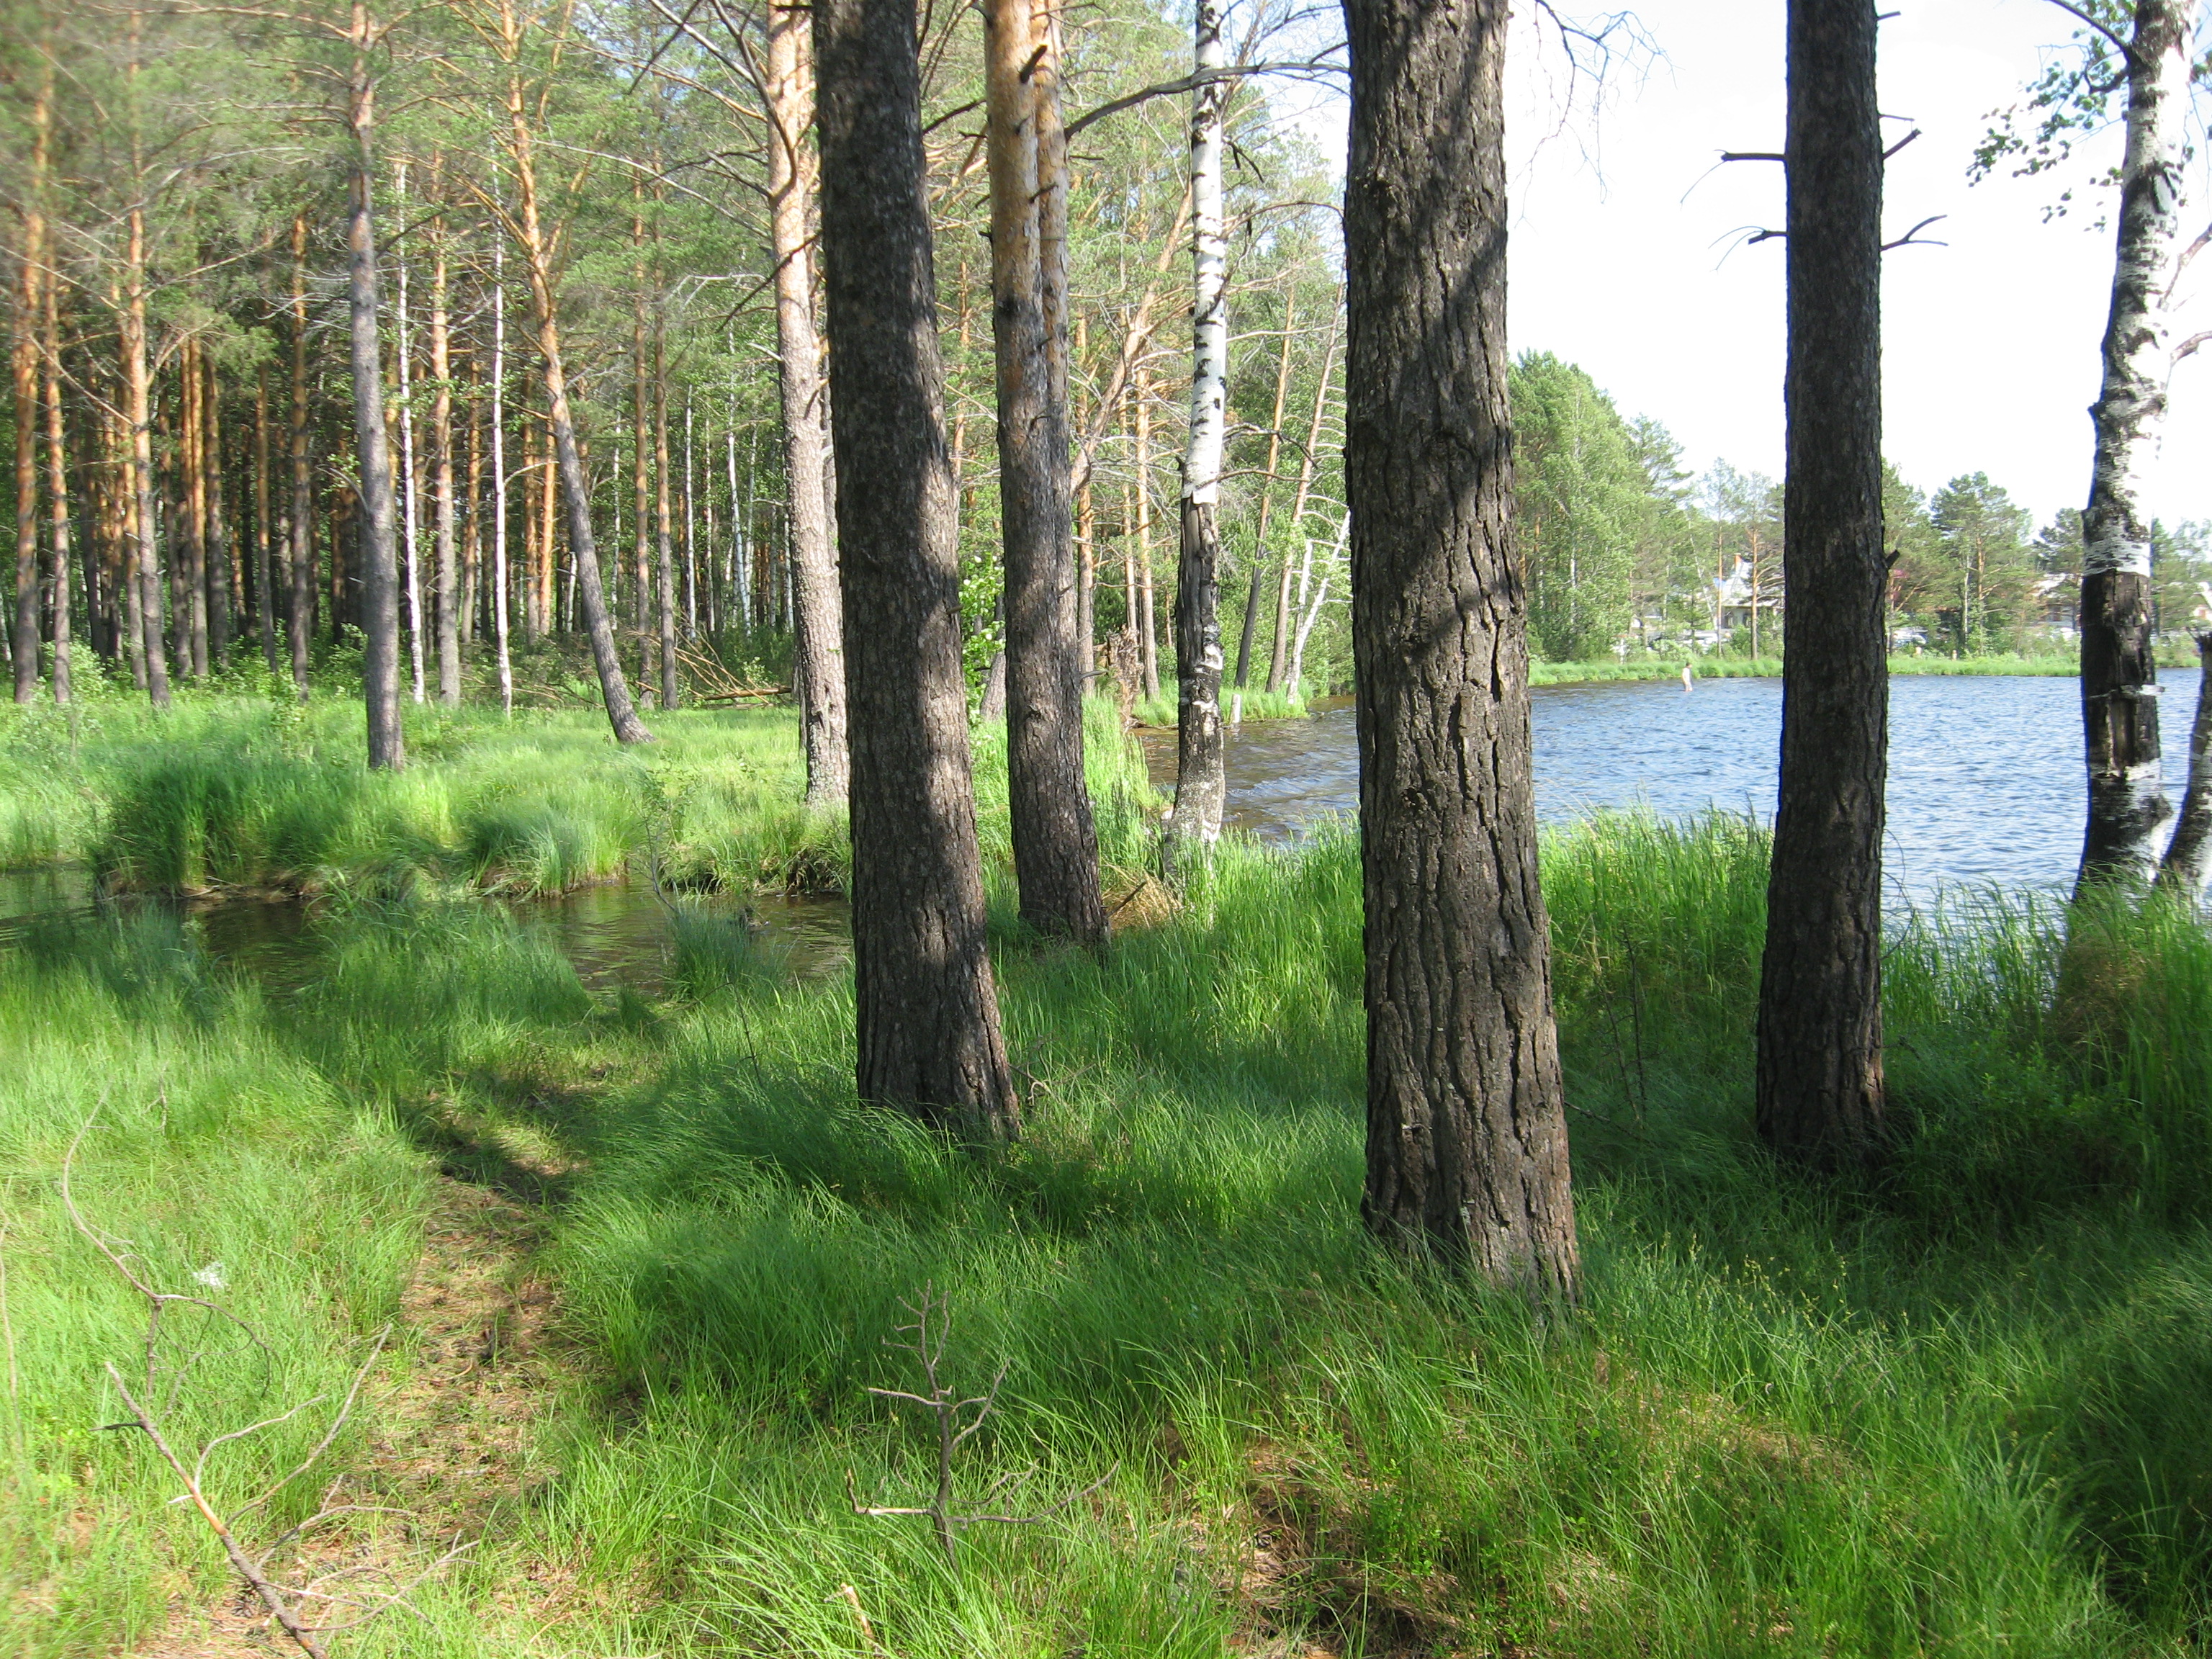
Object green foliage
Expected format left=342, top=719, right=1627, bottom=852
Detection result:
left=1511, top=353, right=1650, bottom=662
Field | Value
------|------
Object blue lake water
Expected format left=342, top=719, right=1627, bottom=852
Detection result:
left=1167, top=673, right=2202, bottom=904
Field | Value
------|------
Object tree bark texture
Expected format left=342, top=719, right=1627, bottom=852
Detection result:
left=986, top=0, right=1105, bottom=944
left=1171, top=0, right=1229, bottom=853
left=1343, top=0, right=1578, bottom=1295
left=1755, top=0, right=1889, bottom=1171
left=765, top=0, right=850, bottom=808
left=2157, top=634, right=2212, bottom=898
left=2077, top=0, right=2190, bottom=889
left=346, top=151, right=405, bottom=770
left=814, top=0, right=1021, bottom=1141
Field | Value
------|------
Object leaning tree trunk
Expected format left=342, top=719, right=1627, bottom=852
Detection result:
left=500, top=36, right=652, bottom=745
left=1755, top=0, right=1889, bottom=1170
left=1343, top=0, right=1579, bottom=1295
left=2157, top=633, right=2212, bottom=897
left=2078, top=0, right=2190, bottom=890
left=814, top=0, right=1021, bottom=1141
left=985, top=0, right=1105, bottom=943
left=764, top=0, right=848, bottom=807
left=1170, top=0, right=1230, bottom=855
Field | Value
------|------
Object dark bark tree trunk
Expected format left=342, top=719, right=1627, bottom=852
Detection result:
left=2077, top=0, right=2191, bottom=889
left=814, top=0, right=1021, bottom=1140
left=764, top=0, right=849, bottom=807
left=346, top=150, right=405, bottom=770
left=1344, top=0, right=1578, bottom=1295
left=2157, top=633, right=2212, bottom=898
left=1754, top=0, right=1889, bottom=1170
left=986, top=0, right=1105, bottom=943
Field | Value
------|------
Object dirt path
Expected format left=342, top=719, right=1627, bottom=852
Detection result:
left=135, top=1176, right=568, bottom=1656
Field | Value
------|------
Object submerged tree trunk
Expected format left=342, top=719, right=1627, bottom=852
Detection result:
left=1755, top=0, right=1889, bottom=1171
left=1344, top=0, right=1578, bottom=1295
left=814, top=0, right=1021, bottom=1140
left=764, top=0, right=848, bottom=806
left=2157, top=634, right=2212, bottom=898
left=1170, top=0, right=1230, bottom=855
left=2078, top=0, right=2190, bottom=889
left=986, top=0, right=1105, bottom=943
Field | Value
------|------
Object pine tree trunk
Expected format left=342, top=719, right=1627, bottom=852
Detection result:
left=346, top=131, right=405, bottom=769
left=498, top=12, right=650, bottom=744
left=1170, top=0, right=1230, bottom=853
left=202, top=349, right=233, bottom=666
left=429, top=191, right=460, bottom=705
left=124, top=206, right=170, bottom=710
left=1755, top=0, right=1888, bottom=1170
left=12, top=184, right=42, bottom=703
left=1344, top=0, right=1578, bottom=1295
left=490, top=238, right=513, bottom=714
left=765, top=0, right=849, bottom=806
left=287, top=216, right=314, bottom=700
left=395, top=163, right=423, bottom=706
left=254, top=372, right=278, bottom=676
left=40, top=248, right=70, bottom=706
left=652, top=322, right=679, bottom=711
left=814, top=0, right=1020, bottom=1139
left=2157, top=634, right=2212, bottom=898
left=986, top=0, right=1105, bottom=943
left=2078, top=0, right=2190, bottom=889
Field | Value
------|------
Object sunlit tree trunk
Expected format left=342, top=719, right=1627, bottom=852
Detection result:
left=204, top=350, right=234, bottom=666
left=490, top=235, right=513, bottom=715
left=254, top=370, right=278, bottom=676
left=765, top=0, right=849, bottom=806
left=1344, top=0, right=1578, bottom=1294
left=11, top=152, right=41, bottom=703
left=1755, top=0, right=1888, bottom=1170
left=2077, top=0, right=2190, bottom=889
left=1272, top=303, right=1338, bottom=696
left=123, top=199, right=170, bottom=711
left=652, top=321, right=679, bottom=710
left=495, top=0, right=651, bottom=744
left=287, top=216, right=315, bottom=699
left=40, top=225, right=70, bottom=706
left=428, top=179, right=460, bottom=706
left=815, top=0, right=1020, bottom=1139
left=1170, top=0, right=1229, bottom=853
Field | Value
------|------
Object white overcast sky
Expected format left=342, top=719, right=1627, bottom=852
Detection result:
left=1490, top=0, right=2212, bottom=529
left=1277, top=0, right=2212, bottom=529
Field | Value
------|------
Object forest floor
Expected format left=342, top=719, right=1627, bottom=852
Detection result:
left=8, top=697, right=2212, bottom=1656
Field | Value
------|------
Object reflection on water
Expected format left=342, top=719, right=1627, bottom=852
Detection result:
left=1146, top=673, right=2196, bottom=901
left=0, top=865, right=849, bottom=998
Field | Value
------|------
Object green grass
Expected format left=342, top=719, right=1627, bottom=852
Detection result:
left=13, top=709, right=2212, bottom=1653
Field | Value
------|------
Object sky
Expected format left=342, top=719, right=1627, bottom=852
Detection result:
left=1485, top=0, right=2211, bottom=529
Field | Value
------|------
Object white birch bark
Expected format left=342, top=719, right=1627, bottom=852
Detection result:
left=1183, top=0, right=1228, bottom=509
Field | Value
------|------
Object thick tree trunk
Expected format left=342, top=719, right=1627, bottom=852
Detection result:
left=986, top=0, right=1105, bottom=943
left=287, top=217, right=315, bottom=700
left=1169, top=0, right=1230, bottom=853
left=814, top=0, right=1021, bottom=1139
left=2078, top=0, right=2190, bottom=889
left=1344, top=0, right=1578, bottom=1295
left=2156, top=634, right=2212, bottom=898
left=1755, top=0, right=1889, bottom=1170
left=429, top=192, right=460, bottom=706
left=499, top=23, right=651, bottom=745
left=346, top=142, right=405, bottom=770
left=765, top=0, right=850, bottom=807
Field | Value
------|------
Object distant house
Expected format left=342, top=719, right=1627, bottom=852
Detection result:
left=2033, top=572, right=2078, bottom=633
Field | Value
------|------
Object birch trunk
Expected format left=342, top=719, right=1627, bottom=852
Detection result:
left=1755, top=0, right=1888, bottom=1170
left=986, top=0, right=1105, bottom=944
left=814, top=0, right=1020, bottom=1140
left=1271, top=304, right=1337, bottom=695
left=2077, top=0, right=2190, bottom=889
left=1170, top=0, right=1229, bottom=852
left=765, top=0, right=848, bottom=806
left=1344, top=0, right=1578, bottom=1293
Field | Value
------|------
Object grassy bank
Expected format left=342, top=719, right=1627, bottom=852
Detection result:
left=12, top=741, right=2212, bottom=1650
left=0, top=695, right=1154, bottom=899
